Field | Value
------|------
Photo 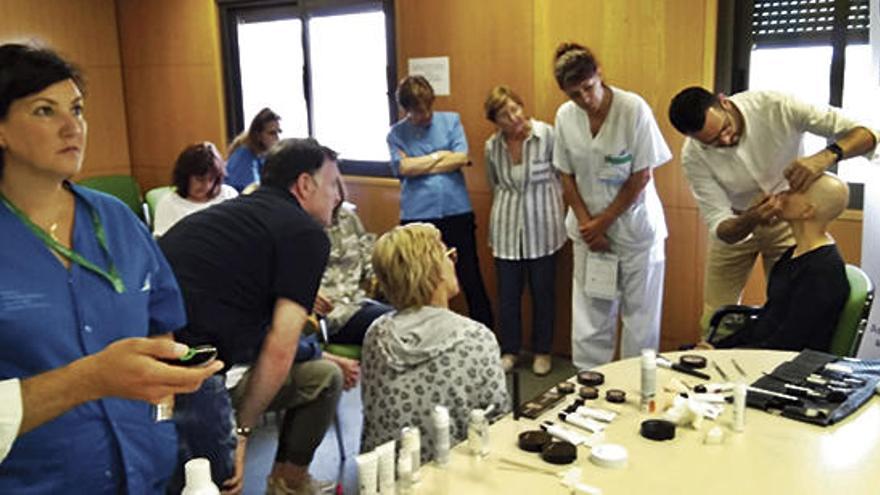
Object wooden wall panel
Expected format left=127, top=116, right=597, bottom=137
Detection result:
left=661, top=207, right=707, bottom=350
left=116, top=0, right=227, bottom=192
left=0, top=0, right=131, bottom=179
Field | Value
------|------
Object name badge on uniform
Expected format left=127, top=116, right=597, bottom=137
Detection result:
left=584, top=252, right=619, bottom=300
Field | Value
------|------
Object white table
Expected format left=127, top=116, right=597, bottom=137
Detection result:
left=411, top=349, right=880, bottom=495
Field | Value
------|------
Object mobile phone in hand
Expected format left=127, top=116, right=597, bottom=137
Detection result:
left=163, top=344, right=218, bottom=367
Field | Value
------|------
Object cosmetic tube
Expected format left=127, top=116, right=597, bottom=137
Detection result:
left=400, top=426, right=421, bottom=481
left=573, top=405, right=617, bottom=423
left=356, top=451, right=379, bottom=495
left=376, top=440, right=396, bottom=495
left=558, top=412, right=605, bottom=434
left=397, top=446, right=413, bottom=494
left=539, top=421, right=589, bottom=446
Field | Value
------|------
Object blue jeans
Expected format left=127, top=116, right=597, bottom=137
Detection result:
left=169, top=375, right=236, bottom=491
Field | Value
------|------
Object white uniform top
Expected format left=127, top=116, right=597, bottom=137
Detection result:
left=0, top=378, right=22, bottom=463
left=152, top=184, right=238, bottom=236
left=681, top=91, right=878, bottom=239
left=553, top=86, right=671, bottom=252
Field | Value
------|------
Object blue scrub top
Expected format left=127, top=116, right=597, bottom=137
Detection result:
left=387, top=111, right=473, bottom=220
left=225, top=146, right=264, bottom=192
left=0, top=184, right=187, bottom=494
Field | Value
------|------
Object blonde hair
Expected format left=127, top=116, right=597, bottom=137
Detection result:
left=372, top=223, right=446, bottom=309
left=484, top=85, right=525, bottom=123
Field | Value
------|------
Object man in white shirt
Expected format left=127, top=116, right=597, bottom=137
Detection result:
left=0, top=338, right=221, bottom=463
left=668, top=87, right=878, bottom=334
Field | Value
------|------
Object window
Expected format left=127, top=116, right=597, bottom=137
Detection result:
left=218, top=0, right=396, bottom=176
left=717, top=0, right=876, bottom=202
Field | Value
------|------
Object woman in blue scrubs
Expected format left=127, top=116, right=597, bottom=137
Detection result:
left=225, top=107, right=281, bottom=192
left=0, top=43, right=214, bottom=494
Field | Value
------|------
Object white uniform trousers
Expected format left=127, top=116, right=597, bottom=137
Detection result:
left=571, top=238, right=666, bottom=370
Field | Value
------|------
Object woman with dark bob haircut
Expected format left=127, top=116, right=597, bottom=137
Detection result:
left=225, top=107, right=281, bottom=192
left=152, top=141, right=238, bottom=236
left=0, top=43, right=219, bottom=493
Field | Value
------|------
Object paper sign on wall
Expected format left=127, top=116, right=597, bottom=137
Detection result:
left=408, top=56, right=450, bottom=95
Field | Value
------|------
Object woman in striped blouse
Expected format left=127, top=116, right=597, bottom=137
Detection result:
left=483, top=86, right=566, bottom=376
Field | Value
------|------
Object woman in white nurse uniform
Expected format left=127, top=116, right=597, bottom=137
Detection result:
left=551, top=42, right=671, bottom=370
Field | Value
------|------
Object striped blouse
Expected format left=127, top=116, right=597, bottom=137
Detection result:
left=484, top=119, right=566, bottom=260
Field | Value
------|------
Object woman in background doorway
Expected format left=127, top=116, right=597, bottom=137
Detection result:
left=225, top=107, right=281, bottom=192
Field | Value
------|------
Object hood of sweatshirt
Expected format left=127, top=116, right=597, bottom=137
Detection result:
left=369, top=306, right=469, bottom=372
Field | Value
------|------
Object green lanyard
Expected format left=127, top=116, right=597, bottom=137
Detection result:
left=0, top=191, right=126, bottom=294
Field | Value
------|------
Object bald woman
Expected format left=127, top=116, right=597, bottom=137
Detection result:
left=707, top=173, right=851, bottom=352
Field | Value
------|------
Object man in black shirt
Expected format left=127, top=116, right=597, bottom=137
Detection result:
left=160, top=138, right=342, bottom=494
left=712, top=173, right=850, bottom=352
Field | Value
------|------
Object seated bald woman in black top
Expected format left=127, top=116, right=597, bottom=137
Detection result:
left=713, top=173, right=850, bottom=352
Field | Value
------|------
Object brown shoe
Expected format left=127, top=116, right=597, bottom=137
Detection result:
left=532, top=354, right=552, bottom=376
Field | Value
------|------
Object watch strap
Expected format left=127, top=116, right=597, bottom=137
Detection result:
left=826, top=142, right=844, bottom=162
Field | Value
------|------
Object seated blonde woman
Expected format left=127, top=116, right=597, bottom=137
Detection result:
left=360, top=223, right=509, bottom=462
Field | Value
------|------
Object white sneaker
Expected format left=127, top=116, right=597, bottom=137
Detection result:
left=500, top=354, right=517, bottom=372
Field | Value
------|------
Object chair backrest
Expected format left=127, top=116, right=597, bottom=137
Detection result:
left=143, top=186, right=174, bottom=227
left=828, top=264, right=875, bottom=357
left=78, top=175, right=144, bottom=220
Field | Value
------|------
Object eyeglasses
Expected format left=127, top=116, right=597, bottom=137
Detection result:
left=445, top=247, right=458, bottom=263
left=704, top=106, right=738, bottom=147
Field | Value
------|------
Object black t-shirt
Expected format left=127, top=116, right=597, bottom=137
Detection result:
left=719, top=244, right=849, bottom=352
left=159, top=186, right=330, bottom=365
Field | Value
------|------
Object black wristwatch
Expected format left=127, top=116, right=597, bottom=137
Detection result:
left=826, top=142, right=844, bottom=162
left=235, top=425, right=253, bottom=438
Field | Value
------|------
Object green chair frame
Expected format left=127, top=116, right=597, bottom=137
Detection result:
left=78, top=175, right=144, bottom=220
left=143, top=186, right=174, bottom=228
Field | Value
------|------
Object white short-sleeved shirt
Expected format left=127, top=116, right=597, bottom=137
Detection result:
left=681, top=91, right=878, bottom=239
left=0, top=378, right=22, bottom=463
left=152, top=184, right=238, bottom=236
left=553, top=86, right=671, bottom=252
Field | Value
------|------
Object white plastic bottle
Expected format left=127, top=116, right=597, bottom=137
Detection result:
left=640, top=349, right=657, bottom=413
left=467, top=408, right=489, bottom=456
left=432, top=405, right=451, bottom=466
left=181, top=458, right=220, bottom=495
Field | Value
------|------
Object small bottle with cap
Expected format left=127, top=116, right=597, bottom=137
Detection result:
left=432, top=405, right=451, bottom=466
left=467, top=408, right=490, bottom=457
left=181, top=458, right=220, bottom=495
